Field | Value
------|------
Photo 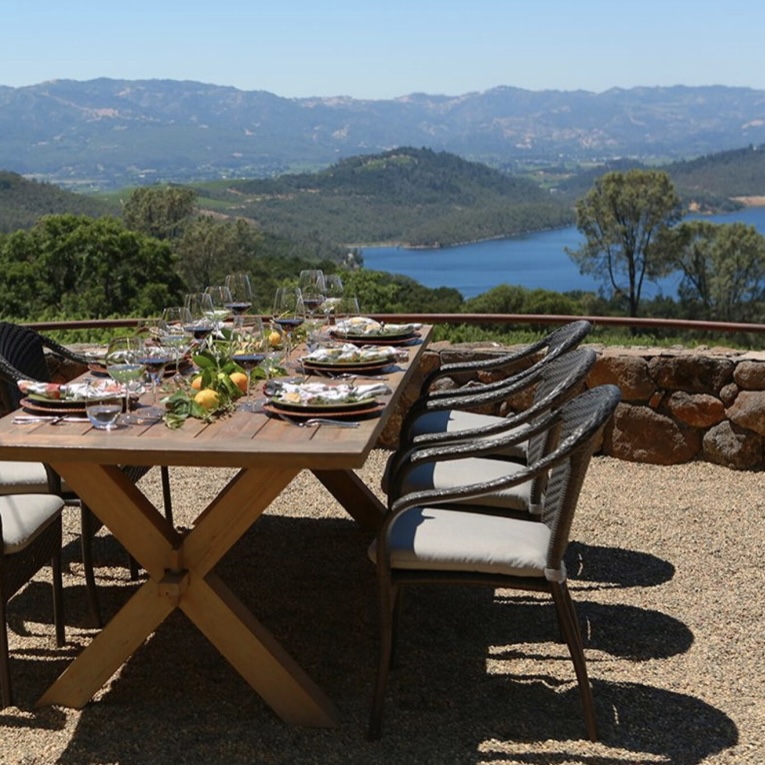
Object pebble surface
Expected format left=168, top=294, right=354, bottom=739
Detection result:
left=1, top=452, right=763, bottom=764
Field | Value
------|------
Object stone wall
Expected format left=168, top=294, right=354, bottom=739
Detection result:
left=380, top=341, right=765, bottom=470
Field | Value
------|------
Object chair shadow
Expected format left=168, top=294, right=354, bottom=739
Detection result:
left=28, top=513, right=733, bottom=765
left=566, top=541, right=676, bottom=589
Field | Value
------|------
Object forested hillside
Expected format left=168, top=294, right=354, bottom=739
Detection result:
left=195, top=147, right=574, bottom=246
left=0, top=171, right=116, bottom=232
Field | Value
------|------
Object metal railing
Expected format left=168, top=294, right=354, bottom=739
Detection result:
left=22, top=313, right=765, bottom=336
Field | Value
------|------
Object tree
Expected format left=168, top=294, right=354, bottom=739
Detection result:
left=0, top=214, right=184, bottom=320
left=122, top=186, right=197, bottom=240
left=670, top=220, right=765, bottom=323
left=567, top=169, right=682, bottom=319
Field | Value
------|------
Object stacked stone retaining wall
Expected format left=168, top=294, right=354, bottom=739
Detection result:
left=379, top=341, right=765, bottom=470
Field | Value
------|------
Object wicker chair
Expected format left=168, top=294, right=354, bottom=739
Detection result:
left=0, top=321, right=173, bottom=627
left=1, top=493, right=66, bottom=707
left=368, top=384, right=621, bottom=741
left=385, top=347, right=597, bottom=514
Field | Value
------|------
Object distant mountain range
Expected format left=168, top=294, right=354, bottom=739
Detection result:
left=2, top=79, right=765, bottom=190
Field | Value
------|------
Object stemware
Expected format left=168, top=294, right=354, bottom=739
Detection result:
left=205, top=285, right=233, bottom=327
left=184, top=292, right=216, bottom=345
left=104, top=336, right=146, bottom=425
left=160, top=306, right=193, bottom=370
left=224, top=273, right=254, bottom=318
left=230, top=316, right=266, bottom=412
left=136, top=334, right=175, bottom=421
left=298, top=270, right=326, bottom=320
left=272, top=286, right=305, bottom=355
left=322, top=274, right=345, bottom=324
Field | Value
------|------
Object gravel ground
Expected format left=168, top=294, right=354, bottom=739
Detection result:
left=1, top=451, right=763, bottom=765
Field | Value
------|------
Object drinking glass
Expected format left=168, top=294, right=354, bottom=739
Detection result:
left=298, top=270, right=326, bottom=320
left=230, top=316, right=266, bottom=412
left=272, top=286, right=305, bottom=355
left=322, top=274, right=345, bottom=324
left=224, top=272, right=254, bottom=318
left=184, top=292, right=216, bottom=346
left=160, top=306, right=193, bottom=372
left=137, top=337, right=175, bottom=421
left=105, top=336, right=146, bottom=425
left=205, top=285, right=233, bottom=327
left=85, top=380, right=122, bottom=430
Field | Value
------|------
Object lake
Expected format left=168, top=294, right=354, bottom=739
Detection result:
left=361, top=207, right=765, bottom=299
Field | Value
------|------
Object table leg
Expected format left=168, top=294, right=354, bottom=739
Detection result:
left=45, top=462, right=339, bottom=725
left=313, top=469, right=386, bottom=531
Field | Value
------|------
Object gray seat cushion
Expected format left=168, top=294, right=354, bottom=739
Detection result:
left=1, top=494, right=65, bottom=554
left=399, top=457, right=534, bottom=512
left=0, top=461, right=62, bottom=494
left=369, top=506, right=550, bottom=577
left=411, top=410, right=530, bottom=459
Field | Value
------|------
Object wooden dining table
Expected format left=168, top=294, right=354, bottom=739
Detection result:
left=0, top=326, right=431, bottom=726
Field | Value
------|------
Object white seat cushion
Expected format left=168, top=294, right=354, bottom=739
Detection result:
left=1, top=494, right=65, bottom=554
left=0, top=461, right=56, bottom=494
left=369, top=506, right=550, bottom=577
left=399, top=457, right=534, bottom=512
left=411, top=410, right=530, bottom=459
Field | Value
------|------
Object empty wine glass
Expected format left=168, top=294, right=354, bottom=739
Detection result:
left=105, top=336, right=146, bottom=425
left=322, top=274, right=345, bottom=324
left=224, top=272, right=254, bottom=318
left=230, top=316, right=266, bottom=412
left=160, top=306, right=193, bottom=371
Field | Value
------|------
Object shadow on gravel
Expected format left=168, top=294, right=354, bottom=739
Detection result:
left=566, top=541, right=676, bottom=589
left=6, top=513, right=736, bottom=765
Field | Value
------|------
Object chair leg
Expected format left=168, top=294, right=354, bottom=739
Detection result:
left=550, top=581, right=598, bottom=742
left=160, top=466, right=173, bottom=526
left=369, top=579, right=398, bottom=740
left=0, top=599, right=11, bottom=708
left=80, top=506, right=103, bottom=629
left=51, top=535, right=65, bottom=647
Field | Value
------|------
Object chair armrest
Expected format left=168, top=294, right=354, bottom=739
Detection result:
left=39, top=333, right=90, bottom=365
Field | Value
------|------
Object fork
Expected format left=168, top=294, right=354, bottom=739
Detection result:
left=276, top=413, right=359, bottom=428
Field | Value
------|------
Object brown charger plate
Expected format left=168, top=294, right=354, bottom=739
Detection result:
left=21, top=397, right=88, bottom=415
left=263, top=400, right=385, bottom=420
left=89, top=359, right=192, bottom=377
left=330, top=331, right=420, bottom=347
left=301, top=358, right=394, bottom=375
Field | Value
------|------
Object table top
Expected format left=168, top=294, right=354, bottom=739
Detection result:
left=0, top=327, right=431, bottom=471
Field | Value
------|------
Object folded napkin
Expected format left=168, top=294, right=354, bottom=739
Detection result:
left=269, top=381, right=391, bottom=406
left=334, top=317, right=421, bottom=336
left=302, top=343, right=404, bottom=364
left=18, top=379, right=126, bottom=401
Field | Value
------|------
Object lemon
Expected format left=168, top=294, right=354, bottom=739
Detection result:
left=229, top=371, right=248, bottom=393
left=190, top=375, right=203, bottom=391
left=268, top=331, right=282, bottom=347
left=194, top=389, right=220, bottom=410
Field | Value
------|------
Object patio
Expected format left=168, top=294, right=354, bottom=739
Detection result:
left=1, top=450, right=762, bottom=765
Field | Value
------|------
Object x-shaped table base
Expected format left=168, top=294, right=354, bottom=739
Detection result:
left=37, top=461, right=384, bottom=725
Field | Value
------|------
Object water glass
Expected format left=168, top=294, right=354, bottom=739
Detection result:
left=85, top=381, right=122, bottom=430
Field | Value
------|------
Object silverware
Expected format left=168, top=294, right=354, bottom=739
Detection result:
left=12, top=415, right=88, bottom=424
left=275, top=413, right=359, bottom=428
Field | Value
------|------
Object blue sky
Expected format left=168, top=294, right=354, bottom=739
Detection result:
left=2, top=0, right=763, bottom=98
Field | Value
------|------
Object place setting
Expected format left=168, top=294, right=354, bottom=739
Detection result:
left=329, top=316, right=423, bottom=346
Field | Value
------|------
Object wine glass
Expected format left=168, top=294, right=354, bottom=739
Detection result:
left=230, top=316, right=266, bottom=412
left=298, top=270, right=326, bottom=320
left=136, top=334, right=175, bottom=421
left=184, top=292, right=216, bottom=346
left=272, top=286, right=305, bottom=355
left=224, top=272, right=254, bottom=318
left=160, top=306, right=193, bottom=371
left=322, top=274, right=345, bottom=324
left=205, top=285, right=233, bottom=327
left=105, top=336, right=146, bottom=425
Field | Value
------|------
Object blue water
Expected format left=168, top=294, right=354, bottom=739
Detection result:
left=361, top=207, right=765, bottom=300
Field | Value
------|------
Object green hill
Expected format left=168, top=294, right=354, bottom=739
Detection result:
left=0, top=171, right=116, bottom=232
left=193, top=147, right=574, bottom=247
